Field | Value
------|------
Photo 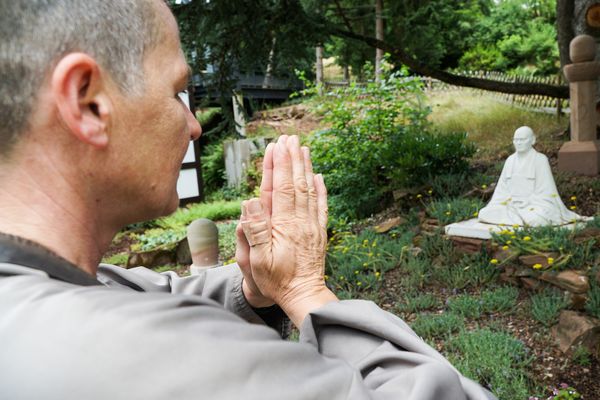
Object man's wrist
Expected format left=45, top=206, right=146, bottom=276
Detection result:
left=279, top=286, right=339, bottom=328
left=242, top=278, right=275, bottom=308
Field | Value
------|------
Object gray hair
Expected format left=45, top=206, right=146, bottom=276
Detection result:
left=0, top=0, right=162, bottom=157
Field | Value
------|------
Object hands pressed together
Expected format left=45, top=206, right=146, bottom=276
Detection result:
left=234, top=135, right=338, bottom=327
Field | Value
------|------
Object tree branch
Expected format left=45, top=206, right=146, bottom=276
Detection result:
left=329, top=27, right=570, bottom=99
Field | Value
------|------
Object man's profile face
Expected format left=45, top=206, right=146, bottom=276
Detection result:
left=108, top=2, right=201, bottom=222
left=512, top=129, right=534, bottom=154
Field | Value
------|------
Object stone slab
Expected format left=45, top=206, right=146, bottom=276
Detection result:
left=445, top=218, right=593, bottom=240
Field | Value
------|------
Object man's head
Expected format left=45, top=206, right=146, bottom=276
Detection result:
left=512, top=126, right=536, bottom=154
left=0, top=0, right=201, bottom=227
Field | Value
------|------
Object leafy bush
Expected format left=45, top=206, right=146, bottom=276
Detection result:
left=447, top=329, right=533, bottom=400
left=481, top=286, right=518, bottom=314
left=585, top=281, right=600, bottom=319
left=133, top=228, right=186, bottom=252
left=101, top=252, right=129, bottom=266
left=402, top=256, right=431, bottom=289
left=201, top=141, right=226, bottom=195
left=411, top=313, right=464, bottom=340
left=530, top=288, right=568, bottom=327
left=432, top=252, right=499, bottom=290
left=448, top=294, right=482, bottom=319
left=426, top=198, right=485, bottom=225
left=308, top=69, right=475, bottom=219
left=218, top=221, right=238, bottom=264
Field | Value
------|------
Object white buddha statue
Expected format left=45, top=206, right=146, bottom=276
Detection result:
left=478, top=126, right=582, bottom=227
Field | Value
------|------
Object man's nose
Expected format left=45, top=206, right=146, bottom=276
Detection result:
left=187, top=108, right=202, bottom=141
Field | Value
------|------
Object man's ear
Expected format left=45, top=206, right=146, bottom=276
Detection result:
left=51, top=53, right=112, bottom=148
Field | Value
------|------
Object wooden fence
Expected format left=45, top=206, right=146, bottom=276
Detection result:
left=325, top=70, right=570, bottom=115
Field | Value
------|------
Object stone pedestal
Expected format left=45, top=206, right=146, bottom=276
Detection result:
left=187, top=218, right=221, bottom=275
left=558, top=140, right=600, bottom=176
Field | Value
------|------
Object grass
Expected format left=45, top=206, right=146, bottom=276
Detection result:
left=481, top=286, right=518, bottom=314
left=101, top=252, right=129, bottom=266
left=411, top=313, right=464, bottom=340
left=218, top=221, right=238, bottom=264
left=447, top=328, right=535, bottom=399
left=426, top=197, right=485, bottom=225
left=432, top=252, right=499, bottom=290
left=427, top=92, right=568, bottom=159
left=584, top=281, right=600, bottom=319
left=448, top=294, right=482, bottom=319
left=530, top=288, right=569, bottom=327
left=155, top=200, right=242, bottom=230
left=397, top=293, right=439, bottom=313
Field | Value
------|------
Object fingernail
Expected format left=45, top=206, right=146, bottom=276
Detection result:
left=247, top=199, right=263, bottom=216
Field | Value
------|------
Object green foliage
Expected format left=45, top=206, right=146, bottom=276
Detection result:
left=448, top=294, right=482, bottom=319
left=155, top=200, right=242, bottom=230
left=402, top=256, right=431, bottom=289
left=418, top=232, right=455, bottom=260
left=201, top=142, right=226, bottom=195
left=447, top=328, right=533, bottom=400
left=132, top=228, right=186, bottom=252
left=309, top=69, right=475, bottom=219
left=426, top=198, right=484, bottom=225
left=585, top=281, right=600, bottom=320
left=101, top=252, right=129, bottom=266
left=397, top=293, right=439, bottom=314
left=432, top=252, right=499, bottom=290
left=411, top=313, right=464, bottom=340
left=530, top=288, right=569, bottom=327
left=325, top=229, right=413, bottom=298
left=571, top=346, right=592, bottom=367
left=481, top=286, right=518, bottom=313
left=491, top=226, right=597, bottom=271
left=218, top=221, right=238, bottom=264
left=428, top=172, right=493, bottom=199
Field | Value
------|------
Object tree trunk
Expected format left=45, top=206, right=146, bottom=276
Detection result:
left=557, top=0, right=575, bottom=69
left=343, top=65, right=350, bottom=81
left=375, top=0, right=384, bottom=83
left=262, top=36, right=277, bottom=88
left=316, top=45, right=324, bottom=95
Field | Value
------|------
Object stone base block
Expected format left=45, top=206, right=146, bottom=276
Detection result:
left=558, top=140, right=600, bottom=176
left=445, top=218, right=592, bottom=240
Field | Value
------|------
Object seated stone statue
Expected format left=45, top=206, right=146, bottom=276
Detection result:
left=478, top=126, right=582, bottom=227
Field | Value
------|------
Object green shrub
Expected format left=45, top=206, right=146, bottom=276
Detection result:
left=448, top=294, right=482, bottom=319
left=308, top=69, right=475, bottom=219
left=427, top=172, right=493, bottom=199
left=572, top=346, right=592, bottom=367
left=101, top=252, right=129, bottom=266
left=585, top=281, right=600, bottom=319
left=133, top=228, right=186, bottom=252
left=218, top=221, right=238, bottom=264
left=419, top=234, right=455, bottom=261
left=325, top=229, right=413, bottom=297
left=481, top=286, right=518, bottom=313
left=530, top=288, right=569, bottom=327
left=200, top=141, right=226, bottom=195
left=447, top=329, right=534, bottom=400
left=432, top=252, right=499, bottom=290
left=402, top=256, right=431, bottom=289
left=397, top=293, right=439, bottom=314
left=411, top=313, right=464, bottom=340
left=426, top=198, right=485, bottom=225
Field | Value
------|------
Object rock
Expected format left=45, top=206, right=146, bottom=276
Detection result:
left=540, top=270, right=590, bottom=294
left=520, top=277, right=542, bottom=290
left=392, top=190, right=409, bottom=201
left=514, top=266, right=535, bottom=277
left=565, top=291, right=588, bottom=310
left=518, top=253, right=558, bottom=269
left=127, top=249, right=174, bottom=268
left=492, top=247, right=515, bottom=263
left=500, top=266, right=519, bottom=285
left=574, top=227, right=600, bottom=245
left=176, top=238, right=192, bottom=265
left=449, top=236, right=490, bottom=254
left=551, top=310, right=600, bottom=356
left=421, top=218, right=441, bottom=235
left=374, top=216, right=406, bottom=233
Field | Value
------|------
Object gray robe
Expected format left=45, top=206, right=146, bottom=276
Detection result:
left=0, top=262, right=496, bottom=400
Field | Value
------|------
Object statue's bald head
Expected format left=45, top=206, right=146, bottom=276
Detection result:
left=0, top=0, right=164, bottom=160
left=513, top=126, right=536, bottom=153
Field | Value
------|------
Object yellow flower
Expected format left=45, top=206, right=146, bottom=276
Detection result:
left=499, top=223, right=506, bottom=227
left=357, top=282, right=362, bottom=286
left=510, top=235, right=516, bottom=239
left=547, top=257, right=554, bottom=265
left=368, top=252, right=373, bottom=257
left=375, top=272, right=381, bottom=278
left=570, top=205, right=577, bottom=210
left=372, top=241, right=377, bottom=247
left=512, top=224, right=519, bottom=229
left=473, top=211, right=479, bottom=217
left=354, top=270, right=359, bottom=275
left=427, top=189, right=433, bottom=195
left=445, top=211, right=451, bottom=216
left=506, top=240, right=512, bottom=245
left=523, top=236, right=531, bottom=241
left=391, top=233, right=397, bottom=238
left=363, top=262, right=368, bottom=267
left=570, top=196, right=577, bottom=201
left=482, top=184, right=488, bottom=189
left=532, top=263, right=542, bottom=270
left=502, top=245, right=509, bottom=251
left=490, top=259, right=499, bottom=265
left=416, top=194, right=423, bottom=199
left=340, top=276, right=345, bottom=280
left=324, top=275, right=329, bottom=281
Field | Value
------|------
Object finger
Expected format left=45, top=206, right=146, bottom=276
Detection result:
left=287, top=136, right=308, bottom=219
left=260, top=142, right=275, bottom=217
left=240, top=198, right=272, bottom=250
left=302, top=146, right=318, bottom=221
left=235, top=222, right=250, bottom=271
left=272, top=135, right=295, bottom=219
left=314, top=174, right=328, bottom=232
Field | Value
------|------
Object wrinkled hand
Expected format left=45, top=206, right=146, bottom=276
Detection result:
left=239, top=135, right=336, bottom=326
